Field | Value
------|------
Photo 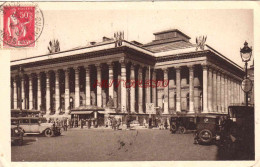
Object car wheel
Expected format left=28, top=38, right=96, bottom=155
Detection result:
left=17, top=139, right=23, bottom=146
left=171, top=124, right=177, bottom=133
left=44, top=128, right=54, bottom=137
left=178, top=126, right=186, bottom=134
left=198, top=129, right=213, bottom=144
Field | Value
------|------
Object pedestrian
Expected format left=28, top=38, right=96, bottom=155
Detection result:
left=81, top=119, right=84, bottom=129
left=75, top=119, right=78, bottom=128
left=117, top=118, right=121, bottom=130
left=164, top=120, right=168, bottom=130
left=112, top=118, right=117, bottom=130
left=70, top=119, right=73, bottom=128
left=64, top=118, right=68, bottom=131
left=88, top=119, right=91, bottom=129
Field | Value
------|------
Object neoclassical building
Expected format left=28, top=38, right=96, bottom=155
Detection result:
left=10, top=29, right=245, bottom=122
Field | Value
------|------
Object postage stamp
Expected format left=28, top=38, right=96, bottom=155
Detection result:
left=0, top=2, right=44, bottom=48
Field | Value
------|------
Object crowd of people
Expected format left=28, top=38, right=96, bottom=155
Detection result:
left=105, top=117, right=122, bottom=130
left=44, top=116, right=169, bottom=131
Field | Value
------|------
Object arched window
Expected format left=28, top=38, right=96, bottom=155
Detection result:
left=186, top=93, right=190, bottom=110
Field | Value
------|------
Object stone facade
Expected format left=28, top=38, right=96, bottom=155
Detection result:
left=10, top=29, right=245, bottom=119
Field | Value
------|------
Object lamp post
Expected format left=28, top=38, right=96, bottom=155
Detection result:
left=240, top=41, right=252, bottom=107
left=18, top=66, right=24, bottom=116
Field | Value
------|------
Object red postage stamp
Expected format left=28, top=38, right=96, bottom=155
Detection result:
left=3, top=6, right=35, bottom=47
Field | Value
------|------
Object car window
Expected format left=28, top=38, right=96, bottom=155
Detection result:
left=20, top=119, right=29, bottom=124
left=31, top=119, right=39, bottom=124
left=11, top=120, right=18, bottom=125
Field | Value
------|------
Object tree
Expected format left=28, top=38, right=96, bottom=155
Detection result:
left=48, top=39, right=60, bottom=53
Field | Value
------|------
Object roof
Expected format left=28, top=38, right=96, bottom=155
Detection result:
left=11, top=109, right=41, bottom=113
left=143, top=40, right=194, bottom=52
left=153, top=29, right=191, bottom=39
left=71, top=105, right=105, bottom=111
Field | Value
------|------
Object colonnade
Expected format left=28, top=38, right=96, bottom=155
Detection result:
left=11, top=61, right=244, bottom=115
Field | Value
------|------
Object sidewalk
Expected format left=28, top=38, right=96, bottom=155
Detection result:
left=66, top=125, right=169, bottom=131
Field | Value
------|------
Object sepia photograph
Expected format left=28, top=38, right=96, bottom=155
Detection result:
left=0, top=1, right=259, bottom=166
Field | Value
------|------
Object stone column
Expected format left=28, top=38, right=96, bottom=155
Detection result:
left=120, top=60, right=127, bottom=112
left=55, top=70, right=60, bottom=114
left=85, top=66, right=91, bottom=106
left=202, top=65, right=208, bottom=113
left=96, top=65, right=102, bottom=107
left=208, top=67, right=213, bottom=112
left=228, top=78, right=231, bottom=106
left=29, top=74, right=33, bottom=109
left=145, top=67, right=151, bottom=108
left=188, top=65, right=194, bottom=113
left=46, top=72, right=51, bottom=114
left=21, top=76, right=25, bottom=109
left=237, top=82, right=240, bottom=104
left=138, top=66, right=143, bottom=113
left=74, top=67, right=80, bottom=108
left=37, top=73, right=41, bottom=110
left=212, top=70, right=217, bottom=111
left=216, top=71, right=221, bottom=112
left=130, top=63, right=135, bottom=113
left=231, top=79, right=234, bottom=104
left=64, top=69, right=70, bottom=114
left=226, top=76, right=229, bottom=111
left=152, top=69, right=157, bottom=106
left=163, top=68, right=169, bottom=114
left=221, top=73, right=225, bottom=112
left=176, top=67, right=181, bottom=112
left=13, top=77, right=18, bottom=109
left=108, top=62, right=114, bottom=99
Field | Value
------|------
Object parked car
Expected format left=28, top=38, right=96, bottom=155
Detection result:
left=170, top=114, right=196, bottom=134
left=18, top=117, right=61, bottom=137
left=11, top=117, right=23, bottom=146
left=194, top=113, right=227, bottom=145
left=218, top=106, right=254, bottom=160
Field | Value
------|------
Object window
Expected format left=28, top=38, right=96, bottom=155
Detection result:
left=186, top=93, right=190, bottom=110
left=31, top=119, right=39, bottom=124
left=80, top=96, right=83, bottom=106
left=21, top=119, right=29, bottom=124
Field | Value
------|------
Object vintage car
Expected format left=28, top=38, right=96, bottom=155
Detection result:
left=170, top=114, right=196, bottom=134
left=11, top=118, right=23, bottom=146
left=18, top=117, right=61, bottom=137
left=194, top=113, right=227, bottom=144
left=218, top=106, right=254, bottom=160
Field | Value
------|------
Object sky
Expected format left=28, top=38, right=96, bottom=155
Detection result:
left=10, top=8, right=253, bottom=67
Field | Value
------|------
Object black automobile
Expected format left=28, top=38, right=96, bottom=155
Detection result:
left=170, top=114, right=196, bottom=134
left=218, top=106, right=254, bottom=160
left=11, top=117, right=24, bottom=146
left=194, top=113, right=227, bottom=145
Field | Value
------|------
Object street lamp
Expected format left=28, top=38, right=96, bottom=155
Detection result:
left=240, top=41, right=252, bottom=106
left=17, top=66, right=24, bottom=116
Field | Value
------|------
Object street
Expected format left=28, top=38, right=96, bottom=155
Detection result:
left=11, top=128, right=222, bottom=161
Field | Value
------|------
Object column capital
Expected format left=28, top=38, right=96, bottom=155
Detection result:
left=187, top=64, right=194, bottom=69
left=138, top=64, right=143, bottom=70
left=174, top=66, right=181, bottom=72
left=14, top=75, right=19, bottom=82
left=119, top=59, right=128, bottom=67
left=162, top=68, right=168, bottom=73
left=130, top=63, right=136, bottom=70
left=72, top=66, right=81, bottom=72
left=201, top=64, right=208, bottom=70
left=108, top=61, right=115, bottom=68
